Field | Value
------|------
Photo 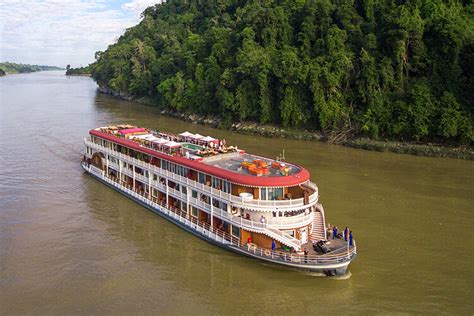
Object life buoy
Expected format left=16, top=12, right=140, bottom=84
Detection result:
left=264, top=249, right=271, bottom=256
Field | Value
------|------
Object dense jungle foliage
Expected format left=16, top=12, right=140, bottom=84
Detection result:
left=65, top=64, right=92, bottom=75
left=89, top=0, right=473, bottom=144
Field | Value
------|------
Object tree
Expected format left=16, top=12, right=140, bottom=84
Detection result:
left=85, top=0, right=473, bottom=145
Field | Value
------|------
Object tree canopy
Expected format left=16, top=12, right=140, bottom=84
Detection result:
left=89, top=0, right=473, bottom=144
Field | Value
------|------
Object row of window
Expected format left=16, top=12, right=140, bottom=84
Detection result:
left=260, top=187, right=284, bottom=201
left=92, top=138, right=287, bottom=201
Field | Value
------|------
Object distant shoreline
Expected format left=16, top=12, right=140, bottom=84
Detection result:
left=0, top=61, right=64, bottom=76
left=65, top=73, right=91, bottom=77
left=0, top=69, right=65, bottom=76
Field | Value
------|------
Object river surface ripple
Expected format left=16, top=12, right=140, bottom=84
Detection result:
left=0, top=71, right=473, bottom=314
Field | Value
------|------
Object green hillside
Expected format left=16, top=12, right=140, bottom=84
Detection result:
left=0, top=62, right=63, bottom=74
left=89, top=0, right=473, bottom=144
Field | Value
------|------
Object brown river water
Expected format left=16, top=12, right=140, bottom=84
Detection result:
left=0, top=71, right=473, bottom=314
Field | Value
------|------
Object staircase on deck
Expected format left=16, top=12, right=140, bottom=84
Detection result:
left=310, top=204, right=327, bottom=242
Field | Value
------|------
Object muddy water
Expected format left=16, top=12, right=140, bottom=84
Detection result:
left=1, top=71, right=473, bottom=314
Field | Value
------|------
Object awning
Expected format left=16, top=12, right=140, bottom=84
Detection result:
left=152, top=138, right=169, bottom=145
left=189, top=133, right=204, bottom=140
left=179, top=131, right=194, bottom=137
left=163, top=141, right=182, bottom=148
left=144, top=135, right=160, bottom=141
left=200, top=136, right=216, bottom=142
left=131, top=133, right=153, bottom=139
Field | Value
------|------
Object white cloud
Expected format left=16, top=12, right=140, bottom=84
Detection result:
left=0, top=0, right=161, bottom=67
left=122, top=0, right=162, bottom=15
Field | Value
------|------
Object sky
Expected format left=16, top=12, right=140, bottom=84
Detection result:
left=0, top=0, right=162, bottom=67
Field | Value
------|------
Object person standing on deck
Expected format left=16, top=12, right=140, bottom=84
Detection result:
left=271, top=239, right=276, bottom=252
left=333, top=226, right=338, bottom=240
left=349, top=231, right=353, bottom=246
left=344, top=227, right=349, bottom=241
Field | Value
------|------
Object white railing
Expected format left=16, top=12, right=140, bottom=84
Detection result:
left=265, top=212, right=314, bottom=229
left=85, top=139, right=319, bottom=211
left=84, top=162, right=357, bottom=265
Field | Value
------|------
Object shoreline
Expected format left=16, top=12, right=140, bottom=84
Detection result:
left=65, top=73, right=92, bottom=77
left=100, top=89, right=474, bottom=160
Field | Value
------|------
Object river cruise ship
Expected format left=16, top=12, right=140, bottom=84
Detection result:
left=81, top=125, right=356, bottom=275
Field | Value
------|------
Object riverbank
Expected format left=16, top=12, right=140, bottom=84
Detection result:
left=65, top=73, right=91, bottom=77
left=104, top=92, right=474, bottom=160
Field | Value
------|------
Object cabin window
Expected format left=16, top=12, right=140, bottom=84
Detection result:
left=182, top=186, right=187, bottom=195
left=169, top=163, right=175, bottom=173
left=122, top=161, right=127, bottom=168
left=159, top=177, right=166, bottom=185
left=198, top=172, right=206, bottom=184
left=267, top=187, right=283, bottom=200
left=212, top=177, right=221, bottom=189
left=191, top=206, right=198, bottom=218
left=231, top=225, right=240, bottom=238
left=153, top=174, right=158, bottom=181
left=212, top=198, right=227, bottom=210
left=145, top=170, right=149, bottom=178
left=176, top=165, right=187, bottom=176
left=222, top=181, right=230, bottom=193
left=152, top=188, right=158, bottom=197
left=192, top=190, right=198, bottom=198
left=260, top=188, right=267, bottom=200
left=161, top=160, right=167, bottom=170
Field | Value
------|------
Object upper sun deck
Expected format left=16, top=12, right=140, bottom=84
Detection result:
left=203, top=152, right=301, bottom=177
left=89, top=125, right=309, bottom=187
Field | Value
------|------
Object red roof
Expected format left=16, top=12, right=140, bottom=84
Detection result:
left=90, top=129, right=310, bottom=187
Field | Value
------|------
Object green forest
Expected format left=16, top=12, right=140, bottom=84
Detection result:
left=88, top=0, right=473, bottom=144
left=65, top=64, right=92, bottom=75
left=0, top=62, right=63, bottom=74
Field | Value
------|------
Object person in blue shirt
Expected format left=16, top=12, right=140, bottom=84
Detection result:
left=349, top=231, right=353, bottom=246
left=333, top=226, right=338, bottom=239
left=271, top=239, right=276, bottom=252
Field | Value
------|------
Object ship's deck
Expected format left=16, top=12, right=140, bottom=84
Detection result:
left=302, top=238, right=354, bottom=256
left=203, top=152, right=300, bottom=177
left=94, top=125, right=302, bottom=178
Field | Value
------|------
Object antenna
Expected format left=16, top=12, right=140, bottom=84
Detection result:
left=276, top=149, right=286, bottom=162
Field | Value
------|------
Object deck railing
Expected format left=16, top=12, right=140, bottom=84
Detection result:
left=85, top=163, right=357, bottom=266
left=85, top=139, right=319, bottom=211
